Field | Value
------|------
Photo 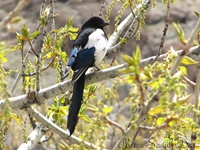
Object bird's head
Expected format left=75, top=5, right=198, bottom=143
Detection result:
left=81, top=16, right=109, bottom=30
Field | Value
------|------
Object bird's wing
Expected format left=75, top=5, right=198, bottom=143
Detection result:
left=72, top=47, right=95, bottom=82
left=67, top=47, right=79, bottom=67
left=65, top=28, right=95, bottom=74
left=65, top=47, right=79, bottom=74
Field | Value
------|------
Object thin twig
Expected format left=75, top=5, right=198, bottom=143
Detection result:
left=139, top=123, right=168, bottom=131
left=109, top=48, right=119, bottom=67
left=10, top=0, right=45, bottom=96
left=182, top=75, right=196, bottom=88
left=41, top=132, right=54, bottom=143
left=105, top=116, right=125, bottom=134
left=27, top=40, right=38, bottom=57
left=155, top=0, right=170, bottom=61
left=36, top=1, right=50, bottom=92
left=178, top=135, right=194, bottom=148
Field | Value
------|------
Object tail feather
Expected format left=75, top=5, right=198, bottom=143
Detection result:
left=67, top=73, right=85, bottom=135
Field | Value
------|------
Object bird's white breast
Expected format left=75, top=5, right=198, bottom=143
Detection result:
left=85, top=29, right=107, bottom=65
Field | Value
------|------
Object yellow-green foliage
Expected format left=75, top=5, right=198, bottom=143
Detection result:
left=118, top=46, right=200, bottom=149
left=106, top=0, right=147, bottom=27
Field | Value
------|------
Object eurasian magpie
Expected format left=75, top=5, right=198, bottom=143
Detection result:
left=65, top=16, right=109, bottom=135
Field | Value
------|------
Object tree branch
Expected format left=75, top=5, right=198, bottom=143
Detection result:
left=112, top=17, right=200, bottom=150
left=18, top=106, right=100, bottom=149
left=105, top=116, right=125, bottom=134
left=0, top=46, right=199, bottom=110
left=17, top=123, right=44, bottom=150
left=155, top=0, right=171, bottom=60
left=106, top=0, right=151, bottom=52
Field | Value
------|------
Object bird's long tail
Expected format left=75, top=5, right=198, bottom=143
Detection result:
left=67, top=73, right=85, bottom=135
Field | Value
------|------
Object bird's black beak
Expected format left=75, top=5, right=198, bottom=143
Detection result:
left=103, top=22, right=110, bottom=26
left=104, top=22, right=110, bottom=26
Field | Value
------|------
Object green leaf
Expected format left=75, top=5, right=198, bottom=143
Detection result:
left=172, top=22, right=185, bottom=43
left=86, top=104, right=99, bottom=112
left=44, top=52, right=53, bottom=58
left=181, top=56, right=198, bottom=65
left=69, top=26, right=79, bottom=32
left=176, top=95, right=190, bottom=106
left=156, top=117, right=165, bottom=126
left=119, top=37, right=127, bottom=44
left=134, top=45, right=141, bottom=65
left=168, top=120, right=176, bottom=127
left=172, top=22, right=184, bottom=37
left=124, top=74, right=135, bottom=84
left=103, top=106, right=113, bottom=114
left=69, top=33, right=78, bottom=40
left=0, top=55, right=7, bottom=62
left=181, top=117, right=195, bottom=127
left=40, top=16, right=46, bottom=26
left=81, top=114, right=92, bottom=123
left=59, top=106, right=68, bottom=116
left=52, top=113, right=58, bottom=121
left=121, top=54, right=134, bottom=66
left=11, top=16, right=23, bottom=24
left=31, top=30, right=41, bottom=38
left=149, top=77, right=164, bottom=88
left=118, top=66, right=135, bottom=74
left=67, top=17, right=74, bottom=26
left=88, top=83, right=98, bottom=94
left=16, top=32, right=22, bottom=43
left=11, top=114, right=23, bottom=126
left=178, top=66, right=187, bottom=75
left=21, top=24, right=29, bottom=39
left=60, top=51, right=67, bottom=62
left=60, top=118, right=66, bottom=126
left=148, top=105, right=164, bottom=115
left=194, top=11, right=200, bottom=18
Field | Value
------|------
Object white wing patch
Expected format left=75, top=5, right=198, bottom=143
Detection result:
left=84, top=29, right=107, bottom=65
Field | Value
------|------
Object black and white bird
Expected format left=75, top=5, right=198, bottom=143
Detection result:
left=65, top=16, right=109, bottom=135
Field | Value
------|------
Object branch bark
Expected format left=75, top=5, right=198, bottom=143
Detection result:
left=18, top=106, right=99, bottom=150
left=0, top=46, right=199, bottom=110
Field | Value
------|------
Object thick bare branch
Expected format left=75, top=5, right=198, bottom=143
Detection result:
left=18, top=106, right=100, bottom=149
left=17, top=123, right=44, bottom=150
left=0, top=46, right=199, bottom=110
